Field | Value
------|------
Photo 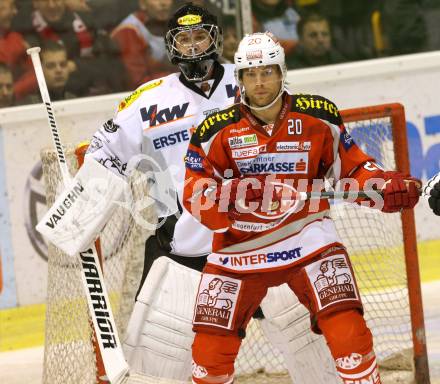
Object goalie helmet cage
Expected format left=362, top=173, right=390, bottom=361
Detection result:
left=40, top=103, right=429, bottom=384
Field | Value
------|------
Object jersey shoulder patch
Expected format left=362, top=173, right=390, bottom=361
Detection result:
left=196, top=105, right=241, bottom=143
left=291, top=94, right=342, bottom=126
left=117, top=78, right=166, bottom=112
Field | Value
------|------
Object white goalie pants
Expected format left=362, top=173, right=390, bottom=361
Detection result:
left=123, top=256, right=340, bottom=383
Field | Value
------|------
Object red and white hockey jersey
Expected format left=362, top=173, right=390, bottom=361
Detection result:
left=183, top=93, right=384, bottom=271
left=85, top=62, right=239, bottom=256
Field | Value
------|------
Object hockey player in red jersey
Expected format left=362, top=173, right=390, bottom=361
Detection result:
left=183, top=32, right=421, bottom=384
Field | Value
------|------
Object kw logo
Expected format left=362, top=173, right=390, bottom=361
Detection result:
left=141, top=102, right=189, bottom=126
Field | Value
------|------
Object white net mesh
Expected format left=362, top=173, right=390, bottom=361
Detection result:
left=41, top=109, right=423, bottom=384
left=337, top=118, right=413, bottom=375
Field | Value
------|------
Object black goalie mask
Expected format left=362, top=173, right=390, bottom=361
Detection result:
left=165, top=3, right=223, bottom=82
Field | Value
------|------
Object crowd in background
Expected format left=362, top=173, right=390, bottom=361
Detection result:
left=1, top=0, right=439, bottom=108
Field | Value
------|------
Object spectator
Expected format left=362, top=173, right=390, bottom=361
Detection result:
left=65, top=0, right=127, bottom=32
left=380, top=0, right=428, bottom=56
left=0, top=64, right=15, bottom=107
left=40, top=41, right=77, bottom=100
left=28, top=0, right=95, bottom=59
left=222, top=15, right=239, bottom=63
left=316, top=0, right=377, bottom=61
left=25, top=0, right=126, bottom=96
left=286, top=13, right=345, bottom=69
left=111, top=0, right=175, bottom=88
left=251, top=0, right=300, bottom=55
left=0, top=0, right=37, bottom=100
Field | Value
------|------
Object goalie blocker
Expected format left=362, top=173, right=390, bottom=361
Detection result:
left=37, top=157, right=128, bottom=256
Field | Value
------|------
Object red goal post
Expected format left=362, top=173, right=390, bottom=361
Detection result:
left=341, top=103, right=429, bottom=384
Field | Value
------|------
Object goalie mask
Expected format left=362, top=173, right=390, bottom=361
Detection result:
left=165, top=2, right=223, bottom=82
left=234, top=32, right=287, bottom=110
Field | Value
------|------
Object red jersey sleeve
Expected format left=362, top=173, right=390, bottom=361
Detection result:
left=183, top=122, right=232, bottom=232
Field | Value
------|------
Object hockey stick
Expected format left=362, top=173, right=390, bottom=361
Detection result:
left=27, top=47, right=129, bottom=384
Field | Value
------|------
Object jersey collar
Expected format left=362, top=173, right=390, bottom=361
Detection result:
left=178, top=61, right=225, bottom=99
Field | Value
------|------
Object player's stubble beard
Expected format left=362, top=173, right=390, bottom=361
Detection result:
left=248, top=80, right=282, bottom=109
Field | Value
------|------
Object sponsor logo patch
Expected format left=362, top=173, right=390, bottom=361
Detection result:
left=295, top=96, right=339, bottom=118
left=178, top=14, right=202, bottom=26
left=152, top=129, right=190, bottom=150
left=231, top=144, right=266, bottom=159
left=219, top=247, right=303, bottom=267
left=103, top=119, right=120, bottom=133
left=246, top=50, right=262, bottom=60
left=235, top=152, right=308, bottom=174
left=141, top=102, right=189, bottom=127
left=192, top=361, right=208, bottom=378
left=336, top=353, right=363, bottom=370
left=194, top=274, right=242, bottom=329
left=203, top=107, right=220, bottom=117
left=305, top=254, right=359, bottom=310
left=118, top=80, right=162, bottom=111
left=340, top=128, right=355, bottom=151
left=185, top=150, right=204, bottom=171
left=228, top=134, right=258, bottom=149
left=99, top=156, right=127, bottom=175
left=276, top=141, right=311, bottom=152
left=226, top=84, right=240, bottom=103
left=86, top=136, right=103, bottom=153
left=230, top=126, right=250, bottom=134
left=199, top=109, right=236, bottom=137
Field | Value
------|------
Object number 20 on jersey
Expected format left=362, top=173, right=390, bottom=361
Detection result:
left=288, top=119, right=303, bottom=135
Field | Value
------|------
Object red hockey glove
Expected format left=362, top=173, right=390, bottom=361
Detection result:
left=218, top=176, right=265, bottom=205
left=216, top=175, right=282, bottom=221
left=381, top=171, right=421, bottom=213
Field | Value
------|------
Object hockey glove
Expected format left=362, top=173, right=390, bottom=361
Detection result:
left=217, top=176, right=265, bottom=205
left=216, top=175, right=282, bottom=221
left=381, top=171, right=420, bottom=213
left=427, top=180, right=440, bottom=216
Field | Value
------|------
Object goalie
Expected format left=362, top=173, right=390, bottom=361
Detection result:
left=74, top=3, right=340, bottom=383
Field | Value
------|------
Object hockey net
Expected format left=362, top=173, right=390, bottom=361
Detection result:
left=40, top=103, right=428, bottom=384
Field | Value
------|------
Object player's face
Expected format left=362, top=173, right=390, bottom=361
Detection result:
left=42, top=50, right=69, bottom=90
left=0, top=0, right=17, bottom=30
left=301, top=20, right=331, bottom=57
left=175, top=28, right=213, bottom=57
left=33, top=0, right=66, bottom=23
left=140, top=0, right=172, bottom=22
left=0, top=71, right=14, bottom=108
left=241, top=65, right=282, bottom=108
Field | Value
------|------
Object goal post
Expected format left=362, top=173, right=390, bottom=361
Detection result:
left=40, top=103, right=430, bottom=384
left=341, top=103, right=429, bottom=384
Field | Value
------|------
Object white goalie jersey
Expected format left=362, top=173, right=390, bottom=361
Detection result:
left=85, top=63, right=239, bottom=256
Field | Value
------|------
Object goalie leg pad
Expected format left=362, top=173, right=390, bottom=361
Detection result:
left=260, top=283, right=340, bottom=384
left=123, top=256, right=201, bottom=380
left=318, top=309, right=381, bottom=384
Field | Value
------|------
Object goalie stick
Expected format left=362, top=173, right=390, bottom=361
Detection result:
left=27, top=47, right=129, bottom=384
